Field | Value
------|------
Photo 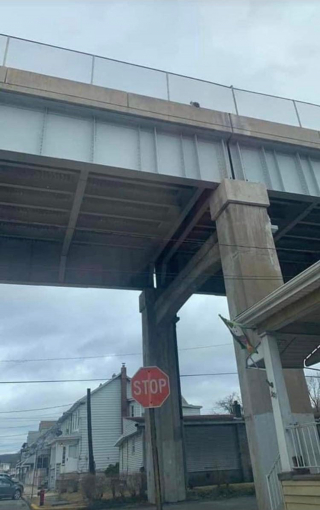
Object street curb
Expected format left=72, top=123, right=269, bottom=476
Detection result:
left=22, top=497, right=32, bottom=509
left=30, top=505, right=86, bottom=510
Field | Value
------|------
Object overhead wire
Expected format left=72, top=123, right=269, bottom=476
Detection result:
left=0, top=260, right=299, bottom=281
left=0, top=343, right=232, bottom=364
left=0, top=370, right=317, bottom=385
left=0, top=404, right=73, bottom=414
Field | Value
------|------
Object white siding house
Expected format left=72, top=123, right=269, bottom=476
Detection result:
left=116, top=399, right=202, bottom=475
left=116, top=419, right=144, bottom=475
left=49, top=368, right=130, bottom=488
left=117, top=416, right=253, bottom=486
left=47, top=365, right=202, bottom=489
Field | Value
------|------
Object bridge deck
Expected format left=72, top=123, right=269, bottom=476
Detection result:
left=0, top=63, right=320, bottom=293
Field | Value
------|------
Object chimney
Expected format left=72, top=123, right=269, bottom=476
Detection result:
left=232, top=400, right=242, bottom=418
left=121, top=363, right=127, bottom=432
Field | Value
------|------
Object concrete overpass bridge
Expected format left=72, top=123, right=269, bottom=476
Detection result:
left=1, top=34, right=320, bottom=510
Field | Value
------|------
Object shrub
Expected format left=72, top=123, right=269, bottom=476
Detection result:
left=127, top=472, right=147, bottom=498
left=81, top=474, right=107, bottom=502
left=104, top=463, right=119, bottom=477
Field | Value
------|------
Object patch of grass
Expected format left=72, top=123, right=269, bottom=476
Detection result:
left=86, top=494, right=148, bottom=510
left=188, top=482, right=255, bottom=501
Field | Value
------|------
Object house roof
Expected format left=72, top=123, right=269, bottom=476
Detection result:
left=117, top=414, right=243, bottom=444
left=181, top=396, right=202, bottom=409
left=39, top=421, right=56, bottom=430
left=49, top=434, right=81, bottom=445
left=127, top=395, right=202, bottom=409
left=125, top=414, right=242, bottom=426
left=58, top=372, right=128, bottom=423
left=236, top=260, right=320, bottom=368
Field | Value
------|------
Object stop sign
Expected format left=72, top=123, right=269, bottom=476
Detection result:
left=131, top=366, right=170, bottom=408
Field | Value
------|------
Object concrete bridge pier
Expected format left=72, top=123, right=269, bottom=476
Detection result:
left=140, top=289, right=186, bottom=504
left=210, top=180, right=312, bottom=510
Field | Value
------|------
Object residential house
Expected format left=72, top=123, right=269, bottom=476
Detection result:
left=0, top=462, right=10, bottom=473
left=16, top=421, right=57, bottom=486
left=116, top=413, right=253, bottom=487
left=48, top=365, right=201, bottom=490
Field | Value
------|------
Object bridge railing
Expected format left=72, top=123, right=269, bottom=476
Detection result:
left=2, top=33, right=320, bottom=131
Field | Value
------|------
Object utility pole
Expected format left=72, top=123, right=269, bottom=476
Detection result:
left=87, top=388, right=95, bottom=475
left=149, top=408, right=162, bottom=510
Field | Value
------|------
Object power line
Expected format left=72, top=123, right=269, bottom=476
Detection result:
left=0, top=425, right=50, bottom=430
left=0, top=260, right=294, bottom=281
left=0, top=404, right=72, bottom=414
left=0, top=433, right=33, bottom=439
left=0, top=416, right=61, bottom=420
left=0, top=343, right=232, bottom=364
left=0, top=373, right=240, bottom=384
left=0, top=370, right=316, bottom=386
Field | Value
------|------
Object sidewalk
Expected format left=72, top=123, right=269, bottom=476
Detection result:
left=30, top=496, right=258, bottom=510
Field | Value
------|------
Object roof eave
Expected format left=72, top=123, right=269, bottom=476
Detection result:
left=236, top=260, right=320, bottom=328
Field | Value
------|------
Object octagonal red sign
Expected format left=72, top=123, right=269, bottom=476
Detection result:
left=131, top=366, right=170, bottom=408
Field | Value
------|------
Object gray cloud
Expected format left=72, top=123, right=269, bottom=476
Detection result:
left=0, top=0, right=317, bottom=451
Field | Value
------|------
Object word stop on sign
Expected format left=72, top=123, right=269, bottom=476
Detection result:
left=131, top=366, right=170, bottom=408
left=133, top=377, right=167, bottom=395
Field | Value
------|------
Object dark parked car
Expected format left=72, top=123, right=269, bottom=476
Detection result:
left=0, top=474, right=23, bottom=493
left=0, top=476, right=23, bottom=500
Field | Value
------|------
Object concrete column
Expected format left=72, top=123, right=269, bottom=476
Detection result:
left=210, top=179, right=312, bottom=510
left=139, top=289, right=186, bottom=503
left=262, top=333, right=294, bottom=472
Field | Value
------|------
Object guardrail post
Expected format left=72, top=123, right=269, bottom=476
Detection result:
left=293, top=100, right=302, bottom=127
left=166, top=73, right=170, bottom=101
left=90, top=55, right=95, bottom=85
left=3, top=36, right=10, bottom=67
left=231, top=86, right=239, bottom=115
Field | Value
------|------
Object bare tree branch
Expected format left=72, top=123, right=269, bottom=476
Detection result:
left=307, top=376, right=320, bottom=413
left=214, top=392, right=242, bottom=415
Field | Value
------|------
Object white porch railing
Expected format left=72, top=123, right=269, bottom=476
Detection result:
left=266, top=421, right=320, bottom=510
left=287, top=420, right=320, bottom=471
left=266, top=455, right=284, bottom=510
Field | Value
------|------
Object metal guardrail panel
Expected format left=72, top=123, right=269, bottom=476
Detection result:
left=167, top=73, right=236, bottom=113
left=93, top=57, right=168, bottom=99
left=5, top=34, right=320, bottom=131
left=0, top=35, right=6, bottom=64
left=234, top=89, right=300, bottom=126
left=5, top=38, right=93, bottom=83
left=295, top=101, right=320, bottom=131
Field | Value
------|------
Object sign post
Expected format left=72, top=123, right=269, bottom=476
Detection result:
left=131, top=367, right=170, bottom=510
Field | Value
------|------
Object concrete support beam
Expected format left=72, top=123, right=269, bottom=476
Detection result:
left=262, top=333, right=294, bottom=472
left=210, top=179, right=312, bottom=510
left=140, top=289, right=186, bottom=503
left=58, top=169, right=89, bottom=282
left=155, top=234, right=220, bottom=325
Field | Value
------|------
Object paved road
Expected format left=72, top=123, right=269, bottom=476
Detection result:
left=0, top=499, right=29, bottom=509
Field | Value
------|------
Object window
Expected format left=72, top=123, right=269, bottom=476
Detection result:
left=132, top=437, right=135, bottom=455
left=62, top=446, right=66, bottom=465
left=69, top=444, right=78, bottom=459
left=131, top=404, right=135, bottom=417
left=71, top=410, right=80, bottom=431
left=37, top=456, right=49, bottom=469
left=0, top=479, right=12, bottom=487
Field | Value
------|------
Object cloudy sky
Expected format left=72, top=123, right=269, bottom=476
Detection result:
left=0, top=0, right=318, bottom=453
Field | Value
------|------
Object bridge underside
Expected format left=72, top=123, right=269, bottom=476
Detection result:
left=0, top=69, right=320, bottom=294
left=0, top=148, right=319, bottom=293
